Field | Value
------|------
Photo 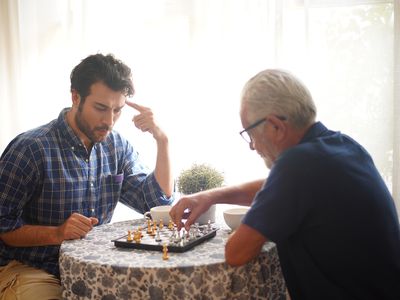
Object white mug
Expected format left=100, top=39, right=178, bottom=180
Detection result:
left=144, top=205, right=172, bottom=224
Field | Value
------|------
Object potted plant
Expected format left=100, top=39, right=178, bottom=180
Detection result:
left=177, top=163, right=224, bottom=224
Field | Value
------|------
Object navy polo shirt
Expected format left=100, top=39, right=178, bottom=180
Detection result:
left=243, top=122, right=400, bottom=300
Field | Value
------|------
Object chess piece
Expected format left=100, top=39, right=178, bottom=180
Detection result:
left=138, top=227, right=143, bottom=238
left=194, top=223, right=201, bottom=237
left=175, top=229, right=181, bottom=243
left=189, top=225, right=195, bottom=240
left=155, top=228, right=161, bottom=242
left=150, top=226, right=156, bottom=236
left=127, top=230, right=133, bottom=242
left=182, top=229, right=187, bottom=243
left=134, top=230, right=141, bottom=243
left=168, top=220, right=174, bottom=230
left=170, top=227, right=176, bottom=242
left=159, top=219, right=164, bottom=229
left=162, top=244, right=169, bottom=260
left=147, top=219, right=152, bottom=234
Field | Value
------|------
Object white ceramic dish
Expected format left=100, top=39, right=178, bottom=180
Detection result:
left=223, top=207, right=250, bottom=230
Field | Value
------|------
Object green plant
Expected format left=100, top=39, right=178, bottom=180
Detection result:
left=177, top=163, right=224, bottom=194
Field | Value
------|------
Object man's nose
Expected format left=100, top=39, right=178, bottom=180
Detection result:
left=103, top=111, right=114, bottom=127
left=249, top=140, right=255, bottom=151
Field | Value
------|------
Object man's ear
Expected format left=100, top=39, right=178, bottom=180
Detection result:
left=266, top=115, right=287, bottom=142
left=71, top=89, right=81, bottom=107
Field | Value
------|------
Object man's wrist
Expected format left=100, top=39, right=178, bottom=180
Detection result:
left=155, top=132, right=169, bottom=145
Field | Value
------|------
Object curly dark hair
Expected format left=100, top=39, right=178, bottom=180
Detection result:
left=70, top=53, right=135, bottom=102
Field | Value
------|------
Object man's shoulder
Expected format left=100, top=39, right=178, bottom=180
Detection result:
left=277, top=142, right=319, bottom=168
left=101, top=130, right=135, bottom=155
left=2, top=119, right=60, bottom=156
left=103, top=130, right=130, bottom=148
left=276, top=129, right=371, bottom=178
left=24, top=119, right=59, bottom=137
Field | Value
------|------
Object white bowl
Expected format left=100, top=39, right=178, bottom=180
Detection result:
left=223, top=207, right=250, bottom=230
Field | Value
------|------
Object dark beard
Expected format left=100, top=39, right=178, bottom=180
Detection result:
left=75, top=109, right=104, bottom=145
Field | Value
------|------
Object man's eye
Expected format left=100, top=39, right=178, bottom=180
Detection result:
left=96, top=106, right=107, bottom=111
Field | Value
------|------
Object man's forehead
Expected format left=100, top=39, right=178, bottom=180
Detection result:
left=85, top=93, right=126, bottom=108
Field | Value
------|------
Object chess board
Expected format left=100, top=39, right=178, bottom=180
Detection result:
left=112, top=221, right=218, bottom=253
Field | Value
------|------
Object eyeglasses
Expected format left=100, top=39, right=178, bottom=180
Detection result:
left=239, top=116, right=287, bottom=144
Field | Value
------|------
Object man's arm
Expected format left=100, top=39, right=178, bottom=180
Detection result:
left=225, top=223, right=267, bottom=266
left=153, top=134, right=173, bottom=197
left=170, top=179, right=265, bottom=230
left=126, top=100, right=173, bottom=197
left=0, top=213, right=98, bottom=247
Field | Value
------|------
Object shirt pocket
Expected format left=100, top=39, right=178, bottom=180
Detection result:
left=100, top=173, right=124, bottom=202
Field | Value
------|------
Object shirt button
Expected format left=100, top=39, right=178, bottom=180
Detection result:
left=90, top=182, right=94, bottom=187
left=71, top=146, right=75, bottom=150
left=85, top=159, right=89, bottom=163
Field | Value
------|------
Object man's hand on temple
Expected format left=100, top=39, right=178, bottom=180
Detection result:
left=126, top=101, right=167, bottom=143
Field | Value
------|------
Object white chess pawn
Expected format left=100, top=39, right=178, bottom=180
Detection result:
left=175, top=229, right=181, bottom=243
left=170, top=227, right=176, bottom=242
left=182, top=229, right=187, bottom=243
left=155, top=228, right=161, bottom=242
left=195, top=224, right=201, bottom=237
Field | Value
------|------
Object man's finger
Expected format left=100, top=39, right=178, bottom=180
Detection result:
left=90, top=217, right=99, bottom=226
left=71, top=212, right=93, bottom=224
left=185, top=213, right=198, bottom=230
left=170, top=204, right=184, bottom=224
left=126, top=100, right=146, bottom=112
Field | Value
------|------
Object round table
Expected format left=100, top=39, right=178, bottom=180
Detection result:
left=59, top=219, right=286, bottom=300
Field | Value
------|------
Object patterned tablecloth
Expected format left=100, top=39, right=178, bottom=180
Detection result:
left=59, top=219, right=286, bottom=300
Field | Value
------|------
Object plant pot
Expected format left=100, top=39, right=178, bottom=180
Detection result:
left=195, top=204, right=216, bottom=225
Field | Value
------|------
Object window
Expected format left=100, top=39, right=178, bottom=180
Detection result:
left=1, top=0, right=397, bottom=221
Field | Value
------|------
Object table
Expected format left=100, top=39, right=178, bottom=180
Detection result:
left=59, top=219, right=287, bottom=300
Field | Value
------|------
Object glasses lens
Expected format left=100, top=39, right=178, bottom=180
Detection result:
left=240, top=131, right=251, bottom=143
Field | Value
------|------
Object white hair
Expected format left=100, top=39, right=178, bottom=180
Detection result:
left=241, top=69, right=316, bottom=128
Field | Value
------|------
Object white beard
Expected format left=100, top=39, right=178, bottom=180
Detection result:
left=263, top=157, right=273, bottom=169
left=258, top=152, right=273, bottom=169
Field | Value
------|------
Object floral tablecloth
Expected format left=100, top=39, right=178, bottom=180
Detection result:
left=59, top=219, right=286, bottom=300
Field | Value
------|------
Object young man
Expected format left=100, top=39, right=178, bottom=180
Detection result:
left=170, top=69, right=400, bottom=299
left=0, top=53, right=174, bottom=299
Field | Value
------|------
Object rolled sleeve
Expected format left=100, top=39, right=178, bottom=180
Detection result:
left=118, top=140, right=174, bottom=214
left=120, top=170, right=174, bottom=214
left=142, top=171, right=174, bottom=208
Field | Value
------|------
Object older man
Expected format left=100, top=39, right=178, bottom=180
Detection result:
left=170, top=69, right=400, bottom=299
left=0, top=53, right=174, bottom=299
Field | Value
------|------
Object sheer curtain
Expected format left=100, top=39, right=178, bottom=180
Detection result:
left=1, top=0, right=398, bottom=219
left=0, top=0, right=22, bottom=146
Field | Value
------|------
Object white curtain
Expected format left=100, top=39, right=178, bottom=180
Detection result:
left=1, top=0, right=398, bottom=216
left=392, top=0, right=400, bottom=214
left=0, top=0, right=22, bottom=146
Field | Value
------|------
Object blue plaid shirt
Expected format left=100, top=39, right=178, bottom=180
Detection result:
left=0, top=108, right=173, bottom=277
